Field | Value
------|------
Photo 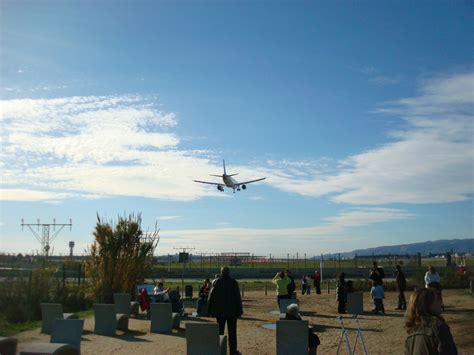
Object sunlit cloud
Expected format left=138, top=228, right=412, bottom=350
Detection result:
left=253, top=71, right=473, bottom=205
left=1, top=71, right=472, bottom=205
left=159, top=207, right=414, bottom=254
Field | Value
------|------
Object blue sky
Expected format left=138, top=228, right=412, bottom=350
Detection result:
left=1, top=1, right=472, bottom=257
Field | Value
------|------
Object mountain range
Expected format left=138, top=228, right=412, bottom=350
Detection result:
left=341, top=238, right=474, bottom=257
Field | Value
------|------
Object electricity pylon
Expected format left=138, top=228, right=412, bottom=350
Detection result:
left=21, top=218, right=72, bottom=258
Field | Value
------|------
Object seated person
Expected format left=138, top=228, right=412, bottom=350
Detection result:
left=138, top=288, right=151, bottom=318
left=196, top=278, right=211, bottom=315
left=285, top=303, right=320, bottom=355
left=154, top=282, right=170, bottom=302
left=169, top=289, right=185, bottom=316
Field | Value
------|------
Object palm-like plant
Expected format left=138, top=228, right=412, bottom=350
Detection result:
left=87, top=213, right=159, bottom=303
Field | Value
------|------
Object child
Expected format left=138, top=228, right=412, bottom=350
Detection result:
left=370, top=281, right=385, bottom=314
left=301, top=275, right=307, bottom=295
left=405, top=288, right=457, bottom=354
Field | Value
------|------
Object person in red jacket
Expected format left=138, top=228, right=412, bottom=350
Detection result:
left=313, top=270, right=321, bottom=294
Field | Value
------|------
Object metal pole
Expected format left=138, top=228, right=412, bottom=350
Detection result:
left=320, top=254, right=324, bottom=282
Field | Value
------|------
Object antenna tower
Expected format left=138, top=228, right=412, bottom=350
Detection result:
left=21, top=218, right=72, bottom=258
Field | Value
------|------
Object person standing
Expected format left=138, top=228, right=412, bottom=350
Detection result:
left=272, top=271, right=291, bottom=306
left=286, top=269, right=296, bottom=298
left=405, top=288, right=457, bottom=354
left=306, top=275, right=312, bottom=295
left=370, top=281, right=385, bottom=315
left=207, top=266, right=243, bottom=355
left=313, top=270, right=321, bottom=294
left=369, top=261, right=385, bottom=286
left=425, top=265, right=443, bottom=309
left=336, top=272, right=347, bottom=314
left=395, top=265, right=407, bottom=310
left=301, top=275, right=308, bottom=295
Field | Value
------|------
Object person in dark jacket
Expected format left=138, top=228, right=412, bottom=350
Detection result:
left=207, top=266, right=243, bottom=355
left=285, top=303, right=320, bottom=355
left=369, top=261, right=385, bottom=286
left=336, top=272, right=347, bottom=314
left=395, top=264, right=407, bottom=310
left=405, top=287, right=457, bottom=355
left=286, top=269, right=296, bottom=298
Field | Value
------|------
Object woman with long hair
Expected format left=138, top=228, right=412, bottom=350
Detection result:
left=405, top=287, right=457, bottom=354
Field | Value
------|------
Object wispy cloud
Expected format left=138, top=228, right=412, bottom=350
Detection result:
left=0, top=95, right=226, bottom=201
left=353, top=65, right=400, bottom=86
left=368, top=75, right=400, bottom=85
left=253, top=71, right=473, bottom=205
left=158, top=215, right=182, bottom=221
left=159, top=207, right=414, bottom=254
left=1, top=71, right=472, bottom=205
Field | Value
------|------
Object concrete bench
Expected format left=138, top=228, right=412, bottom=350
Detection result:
left=276, top=320, right=308, bottom=355
left=40, top=303, right=78, bottom=335
left=279, top=299, right=299, bottom=314
left=150, top=303, right=180, bottom=333
left=347, top=291, right=364, bottom=315
left=114, top=292, right=139, bottom=317
left=93, top=304, right=129, bottom=336
left=0, top=336, right=17, bottom=355
left=186, top=322, right=227, bottom=355
left=21, top=319, right=84, bottom=355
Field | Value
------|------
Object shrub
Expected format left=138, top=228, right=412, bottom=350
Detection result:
left=86, top=213, right=159, bottom=303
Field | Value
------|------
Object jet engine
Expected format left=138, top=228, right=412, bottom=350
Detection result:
left=217, top=185, right=224, bottom=192
left=241, top=184, right=246, bottom=190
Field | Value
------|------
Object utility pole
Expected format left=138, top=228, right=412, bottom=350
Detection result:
left=21, top=218, right=72, bottom=258
left=173, top=246, right=195, bottom=298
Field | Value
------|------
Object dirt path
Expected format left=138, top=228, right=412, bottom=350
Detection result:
left=14, top=289, right=474, bottom=354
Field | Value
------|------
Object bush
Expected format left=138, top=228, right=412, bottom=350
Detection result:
left=5, top=303, right=29, bottom=324
left=86, top=213, right=159, bottom=303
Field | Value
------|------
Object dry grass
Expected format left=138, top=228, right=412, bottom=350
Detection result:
left=14, top=289, right=474, bottom=354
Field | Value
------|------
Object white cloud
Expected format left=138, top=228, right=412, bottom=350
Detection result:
left=158, top=215, right=181, bottom=221
left=256, top=71, right=473, bottom=205
left=1, top=71, right=472, bottom=205
left=159, top=207, right=414, bottom=254
left=0, top=95, right=227, bottom=201
left=0, top=188, right=74, bottom=201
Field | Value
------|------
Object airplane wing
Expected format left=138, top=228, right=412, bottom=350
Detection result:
left=193, top=180, right=224, bottom=186
left=235, top=177, right=266, bottom=186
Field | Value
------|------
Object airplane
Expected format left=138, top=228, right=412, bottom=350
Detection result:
left=193, top=160, right=266, bottom=193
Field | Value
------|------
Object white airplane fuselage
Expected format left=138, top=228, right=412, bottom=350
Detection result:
left=223, top=175, right=238, bottom=188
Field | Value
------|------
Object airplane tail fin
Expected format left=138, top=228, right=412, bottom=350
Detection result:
left=223, top=159, right=227, bottom=175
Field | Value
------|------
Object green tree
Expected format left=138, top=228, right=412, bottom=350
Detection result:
left=86, top=213, right=159, bottom=303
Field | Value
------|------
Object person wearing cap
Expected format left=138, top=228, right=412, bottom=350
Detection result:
left=285, top=303, right=320, bottom=355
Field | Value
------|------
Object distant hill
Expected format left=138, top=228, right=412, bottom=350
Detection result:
left=342, top=238, right=474, bottom=257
